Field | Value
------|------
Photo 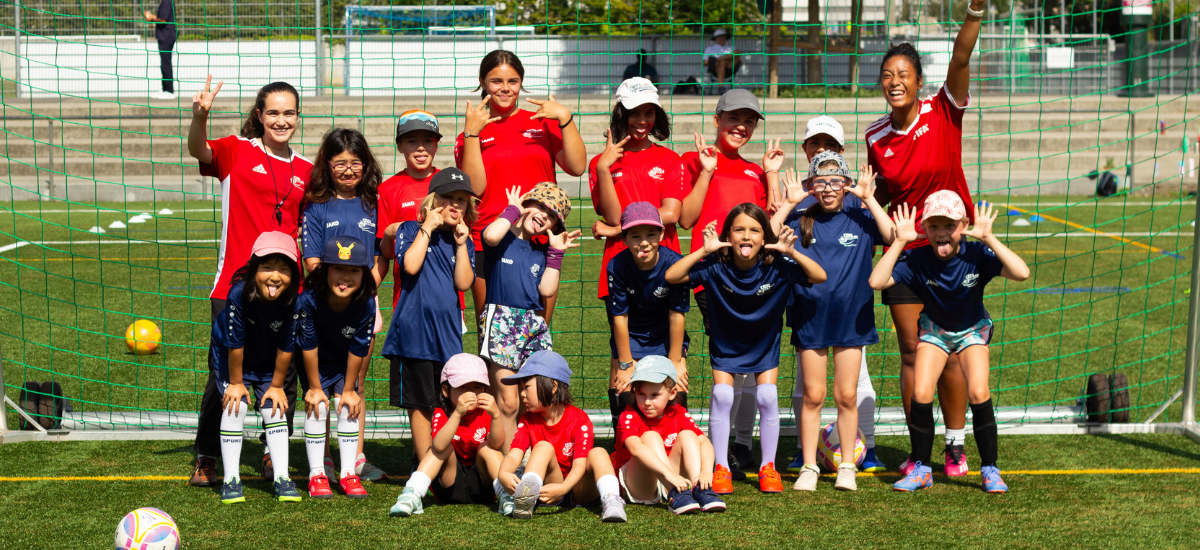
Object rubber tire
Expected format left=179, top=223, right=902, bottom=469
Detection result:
left=1109, top=373, right=1130, bottom=423
left=1085, top=373, right=1110, bottom=423
left=39, top=380, right=65, bottom=429
left=18, top=381, right=41, bottom=430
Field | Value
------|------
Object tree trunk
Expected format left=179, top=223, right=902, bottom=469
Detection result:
left=806, top=0, right=822, bottom=84
left=769, top=0, right=782, bottom=97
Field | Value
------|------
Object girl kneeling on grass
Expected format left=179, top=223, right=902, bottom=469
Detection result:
left=497, top=351, right=627, bottom=522
left=610, top=355, right=725, bottom=514
left=869, top=193, right=1029, bottom=494
left=390, top=354, right=506, bottom=516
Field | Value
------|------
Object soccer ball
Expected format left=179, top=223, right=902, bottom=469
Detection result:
left=125, top=320, right=161, bottom=355
left=815, top=422, right=866, bottom=471
left=115, top=507, right=179, bottom=550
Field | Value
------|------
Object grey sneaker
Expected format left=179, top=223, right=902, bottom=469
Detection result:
left=323, top=456, right=336, bottom=481
left=793, top=463, right=820, bottom=492
left=512, top=476, right=541, bottom=520
left=498, top=489, right=516, bottom=516
left=274, top=478, right=302, bottom=502
left=834, top=463, right=858, bottom=491
left=389, top=487, right=424, bottom=517
left=600, top=493, right=627, bottom=523
left=356, top=457, right=388, bottom=482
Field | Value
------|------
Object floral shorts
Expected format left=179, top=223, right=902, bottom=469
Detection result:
left=479, top=303, right=552, bottom=370
left=918, top=313, right=993, bottom=356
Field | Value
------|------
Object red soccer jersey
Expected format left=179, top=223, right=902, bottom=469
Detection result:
left=610, top=403, right=703, bottom=470
left=454, top=109, right=564, bottom=251
left=866, top=84, right=975, bottom=250
left=681, top=150, right=768, bottom=254
left=588, top=145, right=687, bottom=298
left=377, top=169, right=438, bottom=307
left=510, top=405, right=594, bottom=477
left=199, top=136, right=311, bottom=300
left=431, top=406, right=493, bottom=468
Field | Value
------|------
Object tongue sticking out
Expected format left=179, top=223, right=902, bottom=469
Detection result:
left=267, top=285, right=278, bottom=298
left=636, top=249, right=650, bottom=259
left=739, top=244, right=753, bottom=257
left=937, top=241, right=953, bottom=257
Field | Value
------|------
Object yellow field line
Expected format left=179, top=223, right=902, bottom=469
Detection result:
left=1001, top=203, right=1184, bottom=259
left=4, top=257, right=217, bottom=263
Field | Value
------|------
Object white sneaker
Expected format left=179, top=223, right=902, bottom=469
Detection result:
left=793, top=463, right=819, bottom=492
left=153, top=91, right=176, bottom=100
left=834, top=462, right=858, bottom=491
left=389, top=487, right=423, bottom=517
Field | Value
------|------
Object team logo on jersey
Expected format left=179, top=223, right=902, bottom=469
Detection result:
left=913, top=124, right=930, bottom=141
left=562, top=442, right=574, bottom=457
left=341, top=326, right=355, bottom=338
left=481, top=137, right=495, bottom=145
left=502, top=257, right=514, bottom=265
left=924, top=278, right=941, bottom=288
left=336, top=241, right=355, bottom=260
left=838, top=233, right=860, bottom=247
left=252, top=164, right=267, bottom=175
left=401, top=201, right=416, bottom=209
left=744, top=169, right=758, bottom=178
left=613, top=171, right=624, bottom=178
left=962, top=273, right=980, bottom=288
left=523, top=129, right=544, bottom=139
left=358, top=218, right=376, bottom=232
left=452, top=434, right=462, bottom=442
left=884, top=148, right=895, bottom=158
left=473, top=427, right=488, bottom=443
left=664, top=433, right=678, bottom=447
left=756, top=283, right=774, bottom=296
left=326, top=221, right=340, bottom=228
left=652, top=286, right=669, bottom=299
left=291, top=176, right=305, bottom=189
left=531, top=264, right=541, bottom=276
left=269, top=320, right=283, bottom=332
left=648, top=167, right=665, bottom=180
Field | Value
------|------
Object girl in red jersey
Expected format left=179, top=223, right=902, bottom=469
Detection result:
left=186, top=76, right=311, bottom=487
left=456, top=49, right=587, bottom=330
left=496, top=351, right=626, bottom=522
left=865, top=0, right=986, bottom=477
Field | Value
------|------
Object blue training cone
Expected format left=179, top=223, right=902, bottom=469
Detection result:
left=1007, top=209, right=1022, bottom=216
left=1028, top=214, right=1045, bottom=223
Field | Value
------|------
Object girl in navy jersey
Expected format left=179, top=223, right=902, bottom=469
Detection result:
left=390, top=354, right=505, bottom=516
left=605, top=202, right=690, bottom=426
left=870, top=193, right=1029, bottom=494
left=480, top=183, right=580, bottom=451
left=296, top=235, right=377, bottom=500
left=380, top=168, right=477, bottom=469
left=210, top=232, right=303, bottom=504
left=769, top=152, right=895, bottom=492
left=496, top=351, right=626, bottom=522
left=666, top=204, right=826, bottom=495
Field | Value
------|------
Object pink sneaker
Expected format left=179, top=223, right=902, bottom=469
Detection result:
left=899, top=455, right=916, bottom=476
left=944, top=445, right=969, bottom=477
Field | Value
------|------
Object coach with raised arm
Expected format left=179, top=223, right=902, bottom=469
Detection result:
left=143, top=0, right=177, bottom=100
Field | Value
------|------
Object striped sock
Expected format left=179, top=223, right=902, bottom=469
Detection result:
left=337, top=401, right=359, bottom=479
left=263, top=406, right=290, bottom=483
left=219, top=403, right=248, bottom=484
left=304, top=401, right=328, bottom=478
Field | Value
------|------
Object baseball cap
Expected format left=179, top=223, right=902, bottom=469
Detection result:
left=251, top=231, right=298, bottom=263
left=628, top=355, right=678, bottom=385
left=803, top=115, right=845, bottom=147
left=713, top=29, right=729, bottom=39
left=320, top=234, right=370, bottom=268
left=805, top=150, right=853, bottom=184
left=615, top=78, right=661, bottom=110
left=502, top=350, right=572, bottom=386
left=395, top=110, right=442, bottom=141
left=921, top=190, right=968, bottom=223
left=428, top=167, right=475, bottom=197
left=440, top=353, right=490, bottom=388
left=620, top=201, right=664, bottom=231
left=521, top=182, right=572, bottom=233
left=715, top=89, right=764, bottom=120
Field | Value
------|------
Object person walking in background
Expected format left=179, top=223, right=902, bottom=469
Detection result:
left=622, top=49, right=660, bottom=85
left=144, top=0, right=177, bottom=100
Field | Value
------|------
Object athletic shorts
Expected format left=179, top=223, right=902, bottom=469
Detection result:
left=917, top=313, right=993, bottom=356
left=214, top=371, right=279, bottom=409
left=299, top=369, right=346, bottom=398
left=430, top=461, right=494, bottom=505
left=618, top=463, right=665, bottom=505
left=881, top=281, right=923, bottom=305
left=478, top=303, right=552, bottom=370
left=605, top=297, right=690, bottom=360
left=389, top=356, right=444, bottom=411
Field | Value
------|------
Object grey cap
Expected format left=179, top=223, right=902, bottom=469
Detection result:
left=715, top=89, right=763, bottom=120
left=806, top=150, right=853, bottom=185
left=628, top=355, right=678, bottom=385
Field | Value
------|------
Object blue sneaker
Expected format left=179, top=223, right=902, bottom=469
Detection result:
left=892, top=462, right=933, bottom=492
left=219, top=479, right=245, bottom=504
left=692, top=487, right=726, bottom=513
left=273, top=478, right=302, bottom=502
left=980, top=465, right=1008, bottom=494
left=786, top=452, right=806, bottom=473
left=860, top=447, right=886, bottom=473
left=667, top=487, right=700, bottom=515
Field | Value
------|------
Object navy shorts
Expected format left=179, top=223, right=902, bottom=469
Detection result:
left=215, top=369, right=283, bottom=410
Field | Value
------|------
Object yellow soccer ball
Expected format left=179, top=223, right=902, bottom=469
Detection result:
left=125, top=320, right=162, bottom=355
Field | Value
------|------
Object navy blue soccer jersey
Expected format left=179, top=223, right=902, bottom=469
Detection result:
left=890, top=241, right=1005, bottom=332
left=295, top=290, right=375, bottom=374
left=210, top=280, right=297, bottom=383
left=302, top=197, right=378, bottom=268
left=786, top=206, right=882, bottom=349
left=482, top=231, right=546, bottom=310
left=607, top=247, right=690, bottom=359
left=381, top=221, right=474, bottom=362
left=688, top=256, right=809, bottom=373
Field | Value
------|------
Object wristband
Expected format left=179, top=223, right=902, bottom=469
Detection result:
left=500, top=204, right=522, bottom=224
left=464, top=130, right=479, bottom=139
left=545, top=248, right=565, bottom=271
left=965, top=3, right=985, bottom=17
left=559, top=113, right=574, bottom=129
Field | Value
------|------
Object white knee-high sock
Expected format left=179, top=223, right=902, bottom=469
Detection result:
left=337, top=400, right=360, bottom=478
left=733, top=374, right=758, bottom=446
left=304, top=401, right=329, bottom=478
left=856, top=351, right=877, bottom=448
left=263, top=406, right=290, bottom=483
left=220, top=404, right=248, bottom=484
left=792, top=361, right=806, bottom=449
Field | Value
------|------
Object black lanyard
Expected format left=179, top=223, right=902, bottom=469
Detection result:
left=263, top=141, right=295, bottom=226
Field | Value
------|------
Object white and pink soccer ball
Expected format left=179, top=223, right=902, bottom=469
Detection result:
left=815, top=421, right=866, bottom=471
left=115, top=507, right=179, bottom=550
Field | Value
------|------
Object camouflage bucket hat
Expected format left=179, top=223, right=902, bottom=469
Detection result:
left=806, top=150, right=854, bottom=186
left=521, top=182, right=571, bottom=232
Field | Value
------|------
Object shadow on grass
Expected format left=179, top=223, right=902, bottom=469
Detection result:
left=1096, top=433, right=1200, bottom=462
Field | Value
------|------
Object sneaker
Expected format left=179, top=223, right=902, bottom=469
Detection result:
left=188, top=456, right=218, bottom=487
left=758, top=463, right=783, bottom=493
left=899, top=455, right=916, bottom=476
left=323, top=456, right=337, bottom=481
left=153, top=91, right=177, bottom=101
left=712, top=464, right=734, bottom=494
left=261, top=453, right=274, bottom=483
left=692, top=487, right=726, bottom=513
left=860, top=447, right=886, bottom=473
left=307, top=474, right=333, bottom=499
left=786, top=452, right=806, bottom=473
left=389, top=487, right=425, bottom=516
left=356, top=455, right=388, bottom=482
left=600, top=493, right=627, bottom=523
left=893, top=462, right=934, bottom=492
left=339, top=474, right=369, bottom=499
left=511, top=476, right=542, bottom=519
left=944, top=445, right=970, bottom=477
left=793, top=463, right=819, bottom=492
left=497, top=489, right=516, bottom=516
left=219, top=480, right=245, bottom=504
left=834, top=463, right=858, bottom=491
left=274, top=478, right=302, bottom=502
left=980, top=465, right=1008, bottom=494
left=667, top=488, right=700, bottom=515
left=729, top=443, right=752, bottom=481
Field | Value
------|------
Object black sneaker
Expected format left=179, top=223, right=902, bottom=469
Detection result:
left=728, top=443, right=753, bottom=481
left=692, top=486, right=727, bottom=512
left=727, top=451, right=746, bottom=481
left=667, top=487, right=700, bottom=515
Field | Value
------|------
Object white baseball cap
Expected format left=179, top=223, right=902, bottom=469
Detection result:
left=803, top=115, right=845, bottom=146
left=713, top=29, right=729, bottom=39
left=615, top=77, right=661, bottom=110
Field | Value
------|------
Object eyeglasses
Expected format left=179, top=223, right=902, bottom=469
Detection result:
left=810, top=178, right=847, bottom=192
left=330, top=161, right=365, bottom=173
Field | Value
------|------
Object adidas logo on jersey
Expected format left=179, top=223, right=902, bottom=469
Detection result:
left=341, top=326, right=355, bottom=338
left=252, top=164, right=268, bottom=174
left=962, top=273, right=980, bottom=288
left=838, top=233, right=860, bottom=247
left=884, top=149, right=895, bottom=158
left=562, top=442, right=574, bottom=457
left=474, top=427, right=488, bottom=443
left=648, top=167, right=665, bottom=180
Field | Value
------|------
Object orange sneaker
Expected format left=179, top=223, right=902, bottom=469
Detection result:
left=758, top=463, right=783, bottom=493
left=713, top=464, right=734, bottom=494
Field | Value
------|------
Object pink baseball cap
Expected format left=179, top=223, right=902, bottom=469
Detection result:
left=921, top=190, right=967, bottom=224
left=620, top=201, right=664, bottom=231
left=251, top=231, right=298, bottom=262
left=440, top=353, right=490, bottom=388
